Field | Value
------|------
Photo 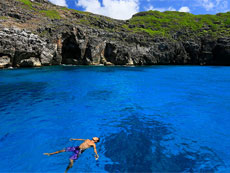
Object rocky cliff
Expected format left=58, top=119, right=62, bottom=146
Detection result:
left=0, top=0, right=230, bottom=68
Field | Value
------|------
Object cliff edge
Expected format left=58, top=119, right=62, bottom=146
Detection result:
left=0, top=0, right=230, bottom=68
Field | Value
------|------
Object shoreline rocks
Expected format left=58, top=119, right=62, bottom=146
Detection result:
left=1, top=25, right=230, bottom=69
left=0, top=0, right=230, bottom=69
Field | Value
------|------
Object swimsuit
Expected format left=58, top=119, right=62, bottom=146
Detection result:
left=65, top=146, right=83, bottom=160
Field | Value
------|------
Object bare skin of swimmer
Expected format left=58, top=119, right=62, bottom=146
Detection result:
left=43, top=137, right=100, bottom=173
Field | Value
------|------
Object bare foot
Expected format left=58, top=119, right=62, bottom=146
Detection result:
left=43, top=153, right=50, bottom=156
left=95, top=155, right=99, bottom=160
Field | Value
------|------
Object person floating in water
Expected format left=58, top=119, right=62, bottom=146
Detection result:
left=43, top=137, right=100, bottom=173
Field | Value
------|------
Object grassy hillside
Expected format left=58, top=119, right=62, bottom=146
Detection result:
left=124, top=11, right=230, bottom=38
left=3, top=0, right=230, bottom=39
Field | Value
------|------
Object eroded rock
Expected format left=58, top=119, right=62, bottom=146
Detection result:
left=0, top=27, right=57, bottom=68
left=19, top=57, right=41, bottom=67
left=0, top=55, right=11, bottom=68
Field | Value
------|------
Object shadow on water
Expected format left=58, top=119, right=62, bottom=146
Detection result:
left=86, top=90, right=113, bottom=101
left=0, top=66, right=82, bottom=78
left=102, top=114, right=225, bottom=172
left=0, top=82, right=47, bottom=110
left=78, top=66, right=147, bottom=73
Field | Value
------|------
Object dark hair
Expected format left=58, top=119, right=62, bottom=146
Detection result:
left=93, top=137, right=100, bottom=142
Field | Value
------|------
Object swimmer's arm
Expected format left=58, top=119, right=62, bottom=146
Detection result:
left=69, top=138, right=86, bottom=141
left=93, top=144, right=99, bottom=160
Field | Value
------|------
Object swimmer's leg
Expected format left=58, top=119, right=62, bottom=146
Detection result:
left=43, top=149, right=65, bottom=156
left=65, top=159, right=74, bottom=173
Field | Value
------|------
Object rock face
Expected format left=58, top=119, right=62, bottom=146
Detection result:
left=0, top=27, right=60, bottom=68
left=213, top=38, right=230, bottom=65
left=0, top=0, right=230, bottom=69
left=31, top=0, right=48, bottom=3
left=0, top=56, right=11, bottom=68
left=19, top=57, right=41, bottom=67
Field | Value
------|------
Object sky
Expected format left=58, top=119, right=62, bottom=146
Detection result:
left=48, top=0, right=230, bottom=20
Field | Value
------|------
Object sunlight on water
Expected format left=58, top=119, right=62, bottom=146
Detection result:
left=0, top=66, right=230, bottom=172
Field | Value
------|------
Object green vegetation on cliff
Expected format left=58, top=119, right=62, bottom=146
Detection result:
left=17, top=0, right=32, bottom=7
left=1, top=0, right=230, bottom=67
left=124, top=11, right=230, bottom=38
left=3, top=0, right=230, bottom=39
left=39, top=10, right=61, bottom=19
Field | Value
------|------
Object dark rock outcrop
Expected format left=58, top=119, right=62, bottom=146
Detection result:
left=19, top=57, right=41, bottom=67
left=213, top=38, right=230, bottom=65
left=0, top=26, right=59, bottom=68
left=0, top=0, right=230, bottom=69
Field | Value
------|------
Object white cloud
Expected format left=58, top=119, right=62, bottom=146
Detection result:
left=179, top=6, right=190, bottom=12
left=167, top=7, right=176, bottom=11
left=216, top=0, right=229, bottom=12
left=145, top=4, right=191, bottom=13
left=76, top=0, right=139, bottom=20
left=197, top=0, right=229, bottom=12
left=216, top=0, right=221, bottom=5
left=202, top=0, right=214, bottom=11
left=146, top=5, right=176, bottom=12
left=48, top=0, right=67, bottom=6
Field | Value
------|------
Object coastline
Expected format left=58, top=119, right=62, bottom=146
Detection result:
left=1, top=1, right=230, bottom=69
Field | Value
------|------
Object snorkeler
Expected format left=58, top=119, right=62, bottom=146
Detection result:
left=43, top=137, right=100, bottom=173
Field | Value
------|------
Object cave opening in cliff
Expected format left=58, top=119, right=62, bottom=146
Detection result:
left=213, top=46, right=230, bottom=65
left=61, top=35, right=81, bottom=65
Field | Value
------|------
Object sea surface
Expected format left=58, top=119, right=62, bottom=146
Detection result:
left=0, top=65, right=230, bottom=172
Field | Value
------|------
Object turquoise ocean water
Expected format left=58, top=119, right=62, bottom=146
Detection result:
left=0, top=66, right=230, bottom=172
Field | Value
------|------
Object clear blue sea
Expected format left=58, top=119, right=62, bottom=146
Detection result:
left=0, top=65, right=230, bottom=172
